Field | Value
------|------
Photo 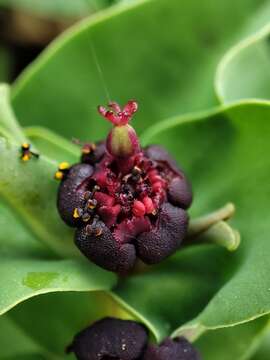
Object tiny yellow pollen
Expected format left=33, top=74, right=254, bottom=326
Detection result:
left=73, top=208, right=80, bottom=219
left=59, top=162, right=70, bottom=171
left=54, top=171, right=63, bottom=180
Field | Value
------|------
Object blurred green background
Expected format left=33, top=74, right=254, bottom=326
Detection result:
left=0, top=0, right=120, bottom=83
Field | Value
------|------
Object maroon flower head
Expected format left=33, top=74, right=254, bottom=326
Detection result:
left=57, top=100, right=192, bottom=273
left=67, top=317, right=148, bottom=360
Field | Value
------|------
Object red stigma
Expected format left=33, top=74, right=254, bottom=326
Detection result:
left=98, top=100, right=138, bottom=126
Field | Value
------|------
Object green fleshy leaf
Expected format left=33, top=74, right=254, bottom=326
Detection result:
left=114, top=245, right=232, bottom=341
left=216, top=25, right=270, bottom=103
left=0, top=135, right=77, bottom=256
left=24, top=126, right=80, bottom=163
left=138, top=101, right=270, bottom=337
left=252, top=329, right=270, bottom=359
left=195, top=316, right=270, bottom=360
left=12, top=0, right=269, bottom=141
left=0, top=203, right=116, bottom=317
left=0, top=315, right=45, bottom=358
left=0, top=85, right=82, bottom=256
left=6, top=290, right=131, bottom=357
left=0, top=85, right=26, bottom=143
left=0, top=85, right=117, bottom=329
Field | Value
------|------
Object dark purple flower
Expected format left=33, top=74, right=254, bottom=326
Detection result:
left=143, top=337, right=201, bottom=360
left=57, top=101, right=192, bottom=273
left=67, top=317, right=148, bottom=360
left=67, top=318, right=202, bottom=360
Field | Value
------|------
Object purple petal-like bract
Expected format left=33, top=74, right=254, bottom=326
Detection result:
left=136, top=203, right=188, bottom=264
left=145, top=145, right=192, bottom=209
left=57, top=164, right=93, bottom=227
left=81, top=141, right=106, bottom=165
left=75, top=221, right=136, bottom=274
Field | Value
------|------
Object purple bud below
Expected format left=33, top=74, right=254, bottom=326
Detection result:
left=68, top=318, right=202, bottom=360
left=143, top=337, right=202, bottom=360
left=67, top=317, right=148, bottom=360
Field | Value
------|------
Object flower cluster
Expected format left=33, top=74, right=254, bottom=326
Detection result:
left=68, top=317, right=201, bottom=360
left=57, top=101, right=192, bottom=273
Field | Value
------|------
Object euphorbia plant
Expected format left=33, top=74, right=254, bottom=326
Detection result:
left=1, top=0, right=270, bottom=359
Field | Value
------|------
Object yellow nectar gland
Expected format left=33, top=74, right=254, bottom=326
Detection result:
left=22, top=143, right=30, bottom=150
left=73, top=208, right=80, bottom=219
left=54, top=171, right=64, bottom=180
left=21, top=153, right=31, bottom=162
left=59, top=162, right=70, bottom=171
left=55, top=162, right=70, bottom=181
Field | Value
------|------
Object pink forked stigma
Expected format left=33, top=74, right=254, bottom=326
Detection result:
left=98, top=100, right=138, bottom=126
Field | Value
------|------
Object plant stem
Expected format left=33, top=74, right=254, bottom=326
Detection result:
left=187, top=202, right=235, bottom=238
left=185, top=220, right=240, bottom=251
left=184, top=203, right=240, bottom=251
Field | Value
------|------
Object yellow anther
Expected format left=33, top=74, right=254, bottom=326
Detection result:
left=22, top=143, right=30, bottom=150
left=82, top=143, right=96, bottom=154
left=95, top=228, right=103, bottom=236
left=82, top=147, right=91, bottom=155
left=21, top=153, right=31, bottom=161
left=87, top=200, right=97, bottom=210
left=93, top=185, right=100, bottom=191
left=73, top=208, right=80, bottom=219
left=54, top=171, right=64, bottom=180
left=133, top=166, right=141, bottom=173
left=59, top=162, right=70, bottom=171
